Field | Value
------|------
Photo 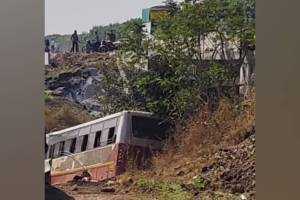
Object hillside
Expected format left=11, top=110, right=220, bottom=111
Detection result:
left=45, top=1, right=256, bottom=199
left=56, top=92, right=255, bottom=200
left=135, top=93, right=256, bottom=199
left=45, top=49, right=256, bottom=199
left=45, top=51, right=256, bottom=199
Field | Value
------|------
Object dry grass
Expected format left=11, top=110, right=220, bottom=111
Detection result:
left=45, top=52, right=117, bottom=79
left=131, top=91, right=256, bottom=184
left=45, top=99, right=93, bottom=133
left=115, top=91, right=255, bottom=199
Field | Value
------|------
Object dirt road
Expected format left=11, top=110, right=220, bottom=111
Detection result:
left=57, top=184, right=149, bottom=200
left=69, top=194, right=142, bottom=200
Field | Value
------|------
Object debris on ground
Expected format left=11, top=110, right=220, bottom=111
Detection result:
left=201, top=130, right=255, bottom=198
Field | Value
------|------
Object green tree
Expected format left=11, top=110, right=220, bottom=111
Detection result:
left=105, top=0, right=255, bottom=122
left=119, top=19, right=149, bottom=60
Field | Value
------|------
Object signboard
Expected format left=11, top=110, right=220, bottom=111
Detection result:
left=142, top=6, right=169, bottom=35
left=150, top=10, right=168, bottom=23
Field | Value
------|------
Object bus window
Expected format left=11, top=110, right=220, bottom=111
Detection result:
left=107, top=127, right=116, bottom=145
left=58, top=141, right=65, bottom=156
left=53, top=143, right=60, bottom=158
left=45, top=140, right=48, bottom=158
left=81, top=135, right=89, bottom=152
left=70, top=138, right=76, bottom=153
left=94, top=131, right=102, bottom=148
left=132, top=116, right=169, bottom=141
left=49, top=145, right=55, bottom=158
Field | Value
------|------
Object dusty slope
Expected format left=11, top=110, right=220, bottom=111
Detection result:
left=45, top=98, right=93, bottom=133
left=58, top=92, right=255, bottom=200
left=113, top=92, right=256, bottom=199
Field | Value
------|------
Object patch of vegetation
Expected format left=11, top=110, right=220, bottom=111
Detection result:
left=191, top=176, right=207, bottom=191
left=44, top=90, right=54, bottom=103
left=136, top=179, right=193, bottom=200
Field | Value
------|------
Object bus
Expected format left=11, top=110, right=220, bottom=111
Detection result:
left=45, top=111, right=170, bottom=185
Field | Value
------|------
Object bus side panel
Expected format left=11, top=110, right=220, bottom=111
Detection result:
left=50, top=144, right=119, bottom=185
left=117, top=113, right=130, bottom=144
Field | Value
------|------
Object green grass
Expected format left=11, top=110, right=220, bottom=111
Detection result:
left=136, top=179, right=193, bottom=200
left=44, top=90, right=54, bottom=102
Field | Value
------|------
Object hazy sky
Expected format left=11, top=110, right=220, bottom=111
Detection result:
left=45, top=0, right=177, bottom=35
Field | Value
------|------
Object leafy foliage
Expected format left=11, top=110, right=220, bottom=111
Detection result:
left=136, top=179, right=194, bottom=200
left=101, top=0, right=255, bottom=123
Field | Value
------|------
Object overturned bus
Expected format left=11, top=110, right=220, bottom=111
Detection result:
left=45, top=111, right=170, bottom=185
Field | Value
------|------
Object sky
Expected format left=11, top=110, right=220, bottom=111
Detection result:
left=45, top=0, right=180, bottom=35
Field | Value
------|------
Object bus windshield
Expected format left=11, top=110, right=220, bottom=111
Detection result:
left=132, top=116, right=169, bottom=141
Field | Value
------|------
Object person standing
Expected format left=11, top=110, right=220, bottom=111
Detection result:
left=70, top=30, right=79, bottom=53
left=45, top=38, right=50, bottom=65
left=95, top=31, right=101, bottom=49
left=95, top=31, right=100, bottom=43
left=107, top=30, right=116, bottom=43
left=45, top=38, right=50, bottom=52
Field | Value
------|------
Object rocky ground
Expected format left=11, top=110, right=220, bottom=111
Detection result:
left=45, top=52, right=118, bottom=118
left=56, top=181, right=148, bottom=200
left=201, top=131, right=255, bottom=197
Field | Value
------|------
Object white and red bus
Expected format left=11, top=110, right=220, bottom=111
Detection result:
left=45, top=111, right=170, bottom=185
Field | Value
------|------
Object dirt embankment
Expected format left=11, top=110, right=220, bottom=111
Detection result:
left=141, top=92, right=256, bottom=197
left=57, top=93, right=255, bottom=200
left=45, top=98, right=93, bottom=133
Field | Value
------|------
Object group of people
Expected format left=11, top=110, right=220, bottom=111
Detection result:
left=44, top=29, right=117, bottom=55
left=44, top=38, right=57, bottom=53
left=45, top=38, right=58, bottom=66
left=70, top=29, right=116, bottom=53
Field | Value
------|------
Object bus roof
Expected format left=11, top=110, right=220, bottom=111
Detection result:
left=47, top=110, right=153, bottom=137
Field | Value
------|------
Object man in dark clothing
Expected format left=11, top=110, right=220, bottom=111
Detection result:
left=70, top=30, right=79, bottom=53
left=45, top=39, right=50, bottom=52
left=86, top=40, right=92, bottom=53
left=45, top=39, right=50, bottom=65
left=107, top=30, right=116, bottom=43
left=50, top=44, right=55, bottom=53
left=94, top=31, right=101, bottom=49
left=95, top=31, right=100, bottom=43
